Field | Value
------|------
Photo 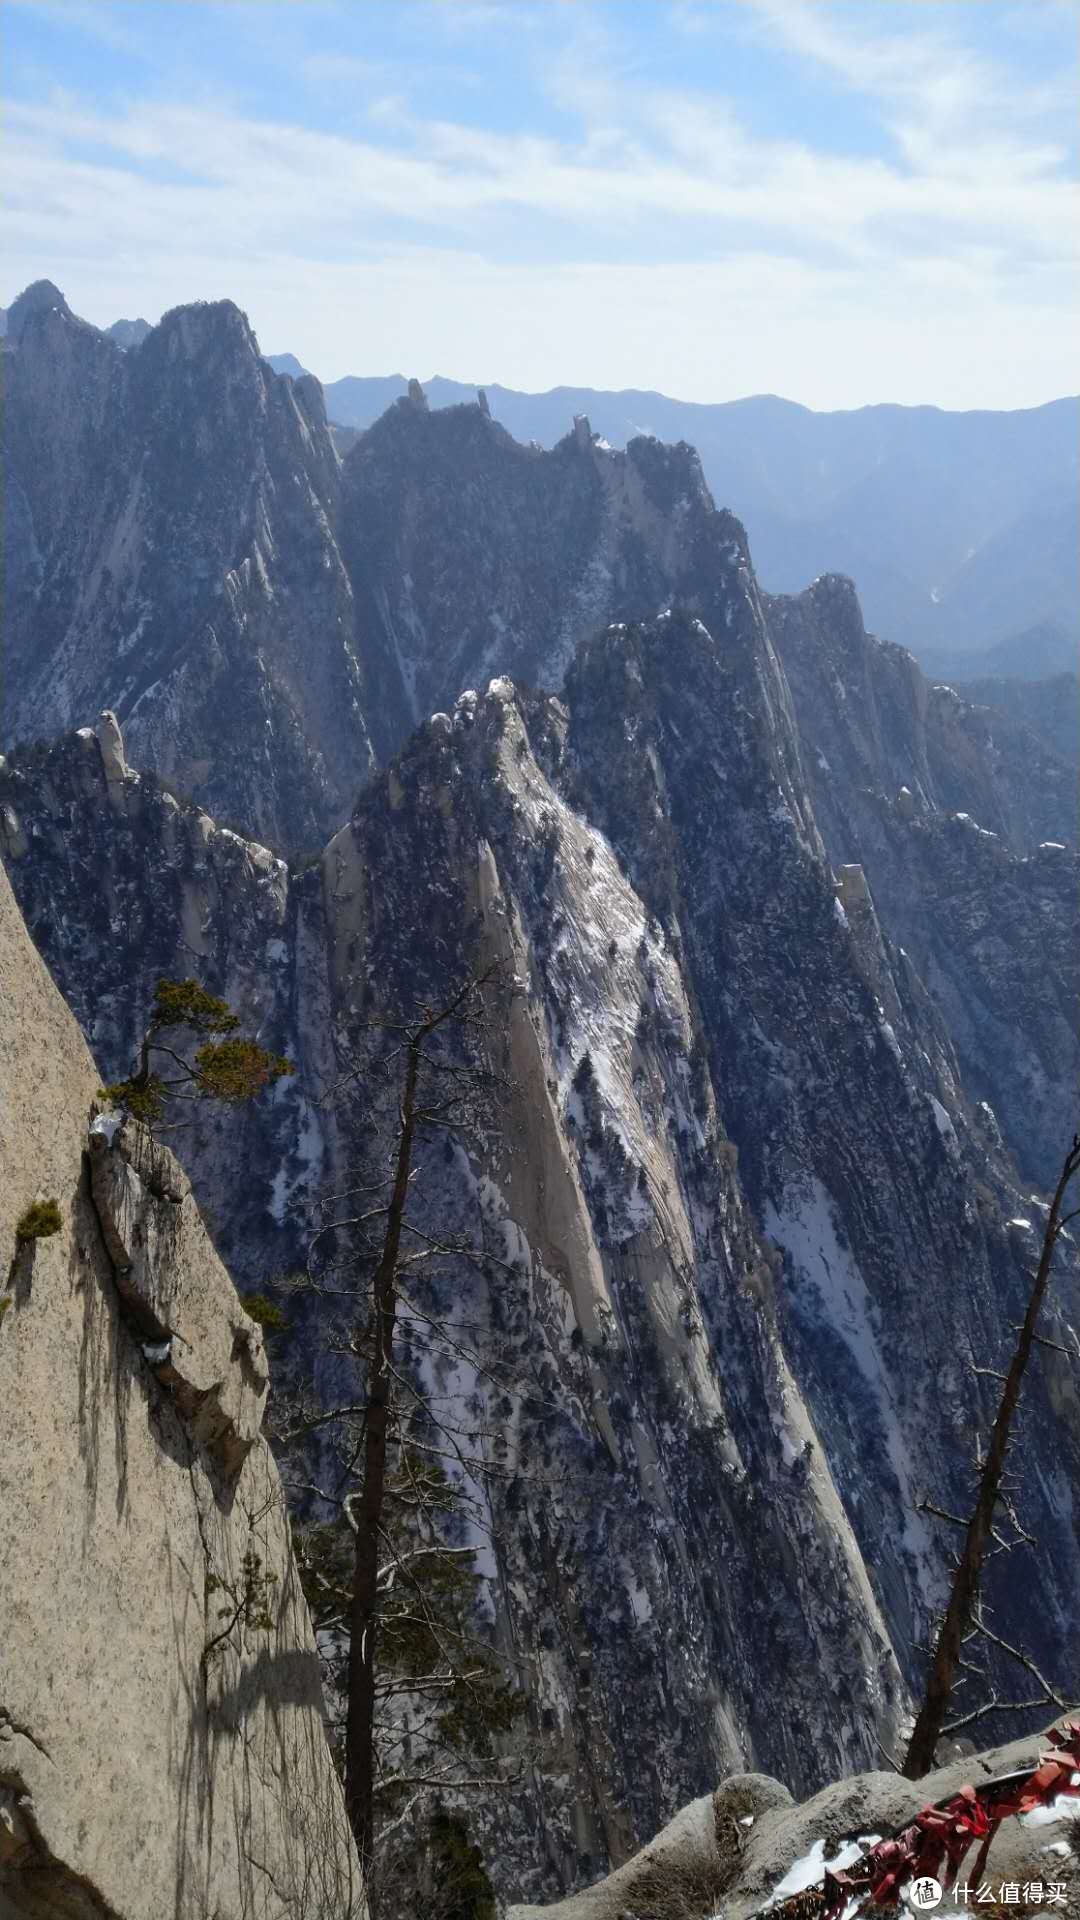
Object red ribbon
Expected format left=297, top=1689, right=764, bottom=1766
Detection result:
left=811, top=1722, right=1080, bottom=1920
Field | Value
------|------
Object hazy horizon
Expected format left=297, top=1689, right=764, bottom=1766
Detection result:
left=6, top=275, right=1079, bottom=419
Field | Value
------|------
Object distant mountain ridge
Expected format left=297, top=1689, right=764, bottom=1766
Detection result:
left=3, top=283, right=1071, bottom=669
left=265, top=355, right=1079, bottom=674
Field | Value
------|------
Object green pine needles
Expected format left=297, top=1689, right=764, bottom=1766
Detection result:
left=15, top=1198, right=62, bottom=1242
left=101, top=977, right=293, bottom=1127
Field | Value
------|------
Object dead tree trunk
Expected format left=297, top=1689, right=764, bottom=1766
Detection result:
left=344, top=1026, right=420, bottom=1872
left=902, top=1134, right=1080, bottom=1778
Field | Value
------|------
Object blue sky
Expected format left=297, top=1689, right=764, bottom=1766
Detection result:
left=4, top=0, right=1078, bottom=407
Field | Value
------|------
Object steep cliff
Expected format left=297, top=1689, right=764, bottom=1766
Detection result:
left=768, top=574, right=1075, bottom=859
left=3, top=661, right=1077, bottom=1908
left=766, top=575, right=1079, bottom=1186
left=4, top=290, right=1078, bottom=1910
left=3, top=291, right=371, bottom=848
left=0, top=859, right=361, bottom=1917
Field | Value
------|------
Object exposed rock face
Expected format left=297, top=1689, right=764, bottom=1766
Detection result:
left=508, top=1717, right=1080, bottom=1920
left=283, top=362, right=1080, bottom=673
left=3, top=296, right=1078, bottom=1907
left=0, top=665, right=909, bottom=1901
left=0, top=861, right=361, bottom=1917
left=6, top=286, right=1071, bottom=869
left=106, top=317, right=152, bottom=350
left=2, top=672, right=1077, bottom=1908
left=340, top=400, right=743, bottom=758
left=768, top=574, right=1075, bottom=860
left=765, top=574, right=1079, bottom=1186
left=3, top=294, right=372, bottom=848
left=951, top=672, right=1079, bottom=770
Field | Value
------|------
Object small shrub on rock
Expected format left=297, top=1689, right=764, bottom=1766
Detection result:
left=15, top=1198, right=62, bottom=1242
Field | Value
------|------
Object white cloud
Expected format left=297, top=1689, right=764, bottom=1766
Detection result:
left=3, top=0, right=1076, bottom=407
left=748, top=0, right=1076, bottom=161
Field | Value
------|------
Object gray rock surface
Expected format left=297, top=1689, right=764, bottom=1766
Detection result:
left=286, top=360, right=1080, bottom=671
left=3, top=293, right=373, bottom=849
left=2, top=661, right=1077, bottom=1910
left=0, top=861, right=362, bottom=1917
left=10, top=286, right=1070, bottom=868
left=509, top=1720, right=1080, bottom=1920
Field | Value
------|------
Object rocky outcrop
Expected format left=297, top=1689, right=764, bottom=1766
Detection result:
left=508, top=1718, right=1080, bottom=1920
left=279, top=362, right=1080, bottom=672
left=340, top=398, right=746, bottom=760
left=951, top=672, right=1079, bottom=770
left=767, top=574, right=1075, bottom=859
left=0, top=861, right=361, bottom=1917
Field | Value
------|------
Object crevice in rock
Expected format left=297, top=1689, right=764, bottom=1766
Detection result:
left=84, top=1114, right=259, bottom=1486
left=85, top=1144, right=174, bottom=1348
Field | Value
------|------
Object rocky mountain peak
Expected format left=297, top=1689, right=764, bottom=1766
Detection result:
left=3, top=278, right=76, bottom=341
left=106, top=315, right=152, bottom=349
left=153, top=293, right=257, bottom=356
left=4, top=287, right=372, bottom=848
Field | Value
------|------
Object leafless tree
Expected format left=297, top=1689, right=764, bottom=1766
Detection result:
left=903, top=1132, right=1080, bottom=1777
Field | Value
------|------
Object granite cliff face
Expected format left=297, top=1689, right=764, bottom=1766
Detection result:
left=768, top=574, right=1075, bottom=861
left=273, top=356, right=1080, bottom=674
left=340, top=396, right=740, bottom=759
left=0, top=857, right=361, bottom=1917
left=766, top=574, right=1079, bottom=1187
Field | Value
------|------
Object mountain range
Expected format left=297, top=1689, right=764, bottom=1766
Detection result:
left=2, top=279, right=1078, bottom=1912
left=266, top=355, right=1079, bottom=676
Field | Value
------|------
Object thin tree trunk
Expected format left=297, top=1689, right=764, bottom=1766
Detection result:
left=345, top=1032, right=422, bottom=1872
left=902, top=1137, right=1080, bottom=1778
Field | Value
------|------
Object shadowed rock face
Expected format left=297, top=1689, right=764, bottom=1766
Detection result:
left=763, top=575, right=1080, bottom=1188
left=767, top=575, right=1076, bottom=861
left=0, top=860, right=361, bottom=1918
left=2, top=639, right=1077, bottom=1909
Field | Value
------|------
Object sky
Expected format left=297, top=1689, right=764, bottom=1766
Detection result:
left=4, top=0, right=1078, bottom=409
